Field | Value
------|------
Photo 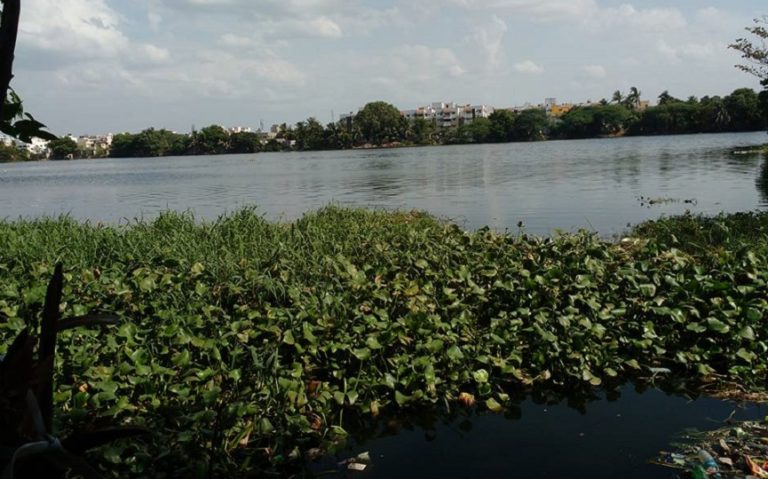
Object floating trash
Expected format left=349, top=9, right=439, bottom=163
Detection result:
left=653, top=420, right=768, bottom=478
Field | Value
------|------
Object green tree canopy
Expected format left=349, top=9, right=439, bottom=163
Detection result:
left=111, top=128, right=187, bottom=158
left=294, top=117, right=326, bottom=150
left=354, top=101, right=407, bottom=145
left=194, top=125, right=230, bottom=155
left=228, top=131, right=261, bottom=154
left=512, top=109, right=549, bottom=141
left=557, top=104, right=634, bottom=138
left=49, top=137, right=78, bottom=160
left=0, top=140, right=27, bottom=162
left=488, top=110, right=516, bottom=142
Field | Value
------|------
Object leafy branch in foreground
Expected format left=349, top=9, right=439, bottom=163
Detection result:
left=0, top=89, right=56, bottom=143
left=730, top=16, right=768, bottom=83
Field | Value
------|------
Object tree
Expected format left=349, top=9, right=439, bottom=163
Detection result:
left=724, top=87, right=764, bottom=130
left=0, top=0, right=20, bottom=118
left=195, top=125, right=230, bottom=154
left=228, top=131, right=261, bottom=154
left=731, top=17, right=768, bottom=125
left=0, top=139, right=26, bottom=162
left=49, top=137, right=78, bottom=160
left=353, top=101, right=407, bottom=145
left=408, top=118, right=437, bottom=145
left=488, top=109, right=516, bottom=142
left=110, top=128, right=187, bottom=157
left=0, top=3, right=55, bottom=143
left=657, top=90, right=680, bottom=105
left=323, top=121, right=353, bottom=149
left=623, top=87, right=642, bottom=111
left=293, top=117, right=325, bottom=150
left=465, top=117, right=491, bottom=143
left=512, top=109, right=549, bottom=141
left=731, top=16, right=768, bottom=82
left=557, top=104, right=634, bottom=138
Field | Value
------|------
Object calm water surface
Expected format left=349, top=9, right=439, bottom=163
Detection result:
left=321, top=385, right=765, bottom=478
left=0, top=132, right=766, bottom=235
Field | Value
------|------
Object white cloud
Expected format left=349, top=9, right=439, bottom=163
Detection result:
left=148, top=10, right=163, bottom=31
left=445, top=0, right=597, bottom=19
left=586, top=5, right=688, bottom=31
left=657, top=39, right=718, bottom=61
left=262, top=16, right=343, bottom=39
left=514, top=60, right=543, bottom=74
left=138, top=44, right=172, bottom=64
left=390, top=45, right=466, bottom=80
left=469, top=15, right=508, bottom=73
left=582, top=64, right=607, bottom=79
left=20, top=0, right=128, bottom=58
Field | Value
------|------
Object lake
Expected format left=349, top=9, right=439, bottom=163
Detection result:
left=0, top=131, right=766, bottom=235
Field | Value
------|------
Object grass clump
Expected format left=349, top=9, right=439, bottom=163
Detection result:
left=1, top=206, right=768, bottom=476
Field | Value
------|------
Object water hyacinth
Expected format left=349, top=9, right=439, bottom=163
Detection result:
left=0, top=207, right=767, bottom=476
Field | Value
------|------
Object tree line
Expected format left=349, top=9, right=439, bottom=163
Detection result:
left=33, top=86, right=768, bottom=160
left=279, top=87, right=767, bottom=150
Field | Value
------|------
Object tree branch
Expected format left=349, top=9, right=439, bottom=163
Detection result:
left=0, top=0, right=21, bottom=119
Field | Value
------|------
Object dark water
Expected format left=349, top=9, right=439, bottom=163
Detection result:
left=0, top=132, right=766, bottom=235
left=317, top=385, right=765, bottom=478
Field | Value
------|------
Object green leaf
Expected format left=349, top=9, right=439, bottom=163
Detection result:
left=366, top=336, right=383, bottom=350
left=395, top=390, right=411, bottom=406
left=446, top=345, right=464, bottom=361
left=739, top=326, right=756, bottom=341
left=485, top=398, right=504, bottom=413
left=736, top=348, right=756, bottom=363
left=707, top=318, right=730, bottom=334
left=624, top=359, right=641, bottom=370
left=639, top=284, right=656, bottom=297
left=686, top=322, right=707, bottom=333
left=353, top=348, right=371, bottom=360
left=472, top=369, right=489, bottom=384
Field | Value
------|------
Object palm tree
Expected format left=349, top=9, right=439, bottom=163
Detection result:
left=612, top=90, right=624, bottom=104
left=658, top=90, right=677, bottom=106
left=624, top=87, right=641, bottom=110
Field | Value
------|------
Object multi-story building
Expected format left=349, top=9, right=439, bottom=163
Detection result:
left=402, top=102, right=495, bottom=128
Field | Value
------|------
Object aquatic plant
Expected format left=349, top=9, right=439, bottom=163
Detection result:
left=0, top=207, right=767, bottom=475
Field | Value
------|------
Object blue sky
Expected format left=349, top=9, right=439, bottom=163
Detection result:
left=13, top=0, right=766, bottom=135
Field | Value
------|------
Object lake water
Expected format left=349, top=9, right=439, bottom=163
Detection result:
left=318, top=385, right=766, bottom=478
left=0, top=131, right=766, bottom=235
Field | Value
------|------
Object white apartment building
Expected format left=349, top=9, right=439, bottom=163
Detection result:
left=402, top=102, right=494, bottom=128
left=1, top=135, right=50, bottom=157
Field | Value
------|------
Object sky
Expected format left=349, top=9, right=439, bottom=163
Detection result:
left=12, top=0, right=767, bottom=135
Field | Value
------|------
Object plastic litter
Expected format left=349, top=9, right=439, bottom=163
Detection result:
left=697, top=449, right=721, bottom=478
left=337, top=451, right=371, bottom=473
left=653, top=420, right=768, bottom=478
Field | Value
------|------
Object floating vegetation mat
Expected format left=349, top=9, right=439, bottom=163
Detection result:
left=654, top=420, right=768, bottom=478
left=1, top=207, right=768, bottom=476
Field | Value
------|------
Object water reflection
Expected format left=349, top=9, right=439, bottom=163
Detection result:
left=311, top=381, right=765, bottom=479
left=757, top=156, right=768, bottom=205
